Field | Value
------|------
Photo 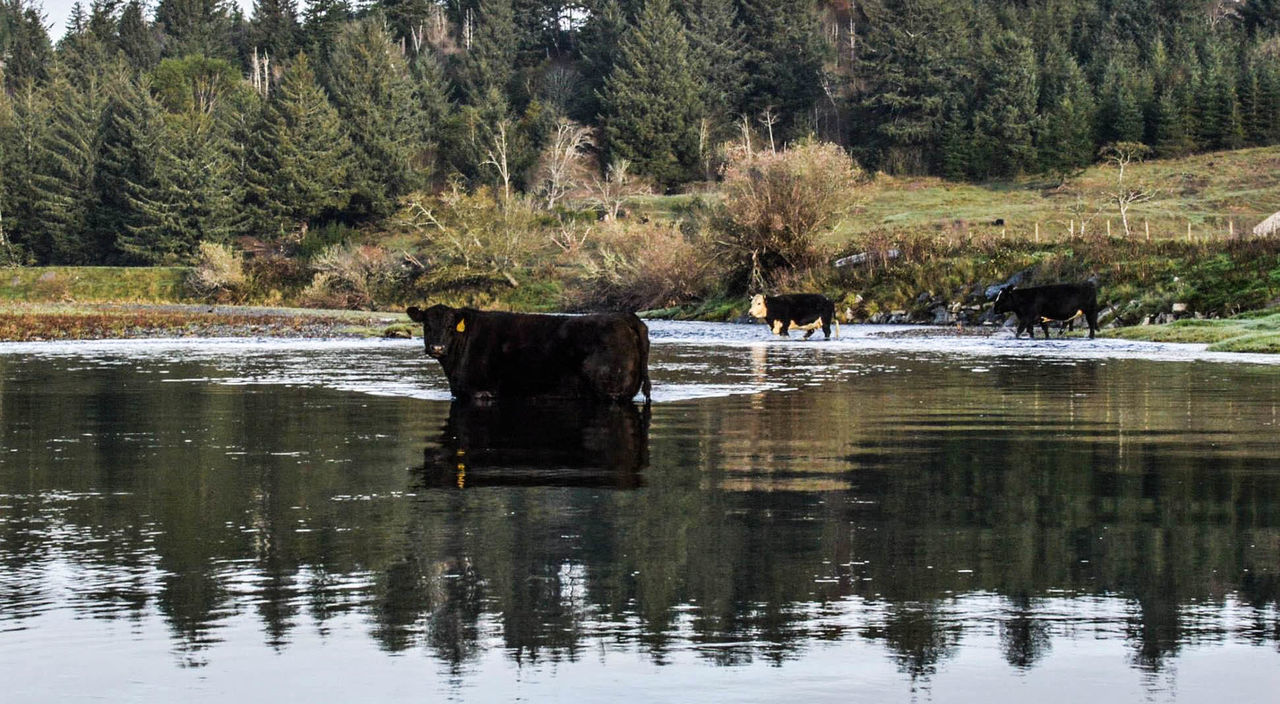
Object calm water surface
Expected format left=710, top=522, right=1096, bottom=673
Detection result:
left=2, top=323, right=1279, bottom=702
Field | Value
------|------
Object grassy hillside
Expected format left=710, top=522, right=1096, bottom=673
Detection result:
left=833, top=146, right=1280, bottom=244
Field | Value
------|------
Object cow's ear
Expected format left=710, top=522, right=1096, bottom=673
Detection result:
left=406, top=306, right=425, bottom=322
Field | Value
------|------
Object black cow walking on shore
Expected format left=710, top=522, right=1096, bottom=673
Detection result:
left=992, top=282, right=1100, bottom=339
left=406, top=304, right=652, bottom=403
left=749, top=294, right=840, bottom=339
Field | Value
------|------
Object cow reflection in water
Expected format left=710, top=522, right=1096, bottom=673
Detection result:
left=419, top=401, right=650, bottom=489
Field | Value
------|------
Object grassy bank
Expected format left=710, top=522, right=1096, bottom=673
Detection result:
left=3, top=147, right=1280, bottom=350
left=0, top=267, right=194, bottom=303
left=1103, top=311, right=1280, bottom=352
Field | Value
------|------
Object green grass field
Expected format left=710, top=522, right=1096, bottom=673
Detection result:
left=829, top=146, right=1280, bottom=246
left=0, top=266, right=194, bottom=303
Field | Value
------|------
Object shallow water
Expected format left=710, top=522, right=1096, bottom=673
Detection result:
left=1, top=323, right=1279, bottom=702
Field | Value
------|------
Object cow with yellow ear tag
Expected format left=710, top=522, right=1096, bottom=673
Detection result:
left=406, top=304, right=652, bottom=403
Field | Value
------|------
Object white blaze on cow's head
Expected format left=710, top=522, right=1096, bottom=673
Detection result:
left=406, top=304, right=468, bottom=359
left=748, top=294, right=768, bottom=319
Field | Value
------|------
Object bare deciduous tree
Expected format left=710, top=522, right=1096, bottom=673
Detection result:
left=534, top=120, right=594, bottom=210
left=758, top=105, right=779, bottom=153
left=482, top=118, right=514, bottom=203
left=589, top=159, right=650, bottom=221
left=1100, top=142, right=1158, bottom=237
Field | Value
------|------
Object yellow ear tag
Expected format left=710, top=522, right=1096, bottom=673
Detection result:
left=455, top=319, right=466, bottom=333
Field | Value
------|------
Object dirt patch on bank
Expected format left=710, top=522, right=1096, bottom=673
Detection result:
left=0, top=303, right=410, bottom=341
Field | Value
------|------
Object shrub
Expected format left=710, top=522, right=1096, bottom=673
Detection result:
left=572, top=219, right=713, bottom=311
left=187, top=242, right=247, bottom=302
left=714, top=139, right=866, bottom=289
left=300, top=243, right=397, bottom=309
left=393, top=185, right=547, bottom=276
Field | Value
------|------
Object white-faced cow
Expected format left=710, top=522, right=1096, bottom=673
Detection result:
left=406, top=304, right=652, bottom=403
left=992, top=283, right=1100, bottom=339
left=749, top=294, right=840, bottom=340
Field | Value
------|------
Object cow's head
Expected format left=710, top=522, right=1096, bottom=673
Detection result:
left=748, top=294, right=768, bottom=319
left=406, top=304, right=468, bottom=359
left=992, top=286, right=1016, bottom=314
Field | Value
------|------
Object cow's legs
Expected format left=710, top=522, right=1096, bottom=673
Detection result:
left=771, top=319, right=788, bottom=336
left=802, top=328, right=816, bottom=339
left=1085, top=308, right=1099, bottom=339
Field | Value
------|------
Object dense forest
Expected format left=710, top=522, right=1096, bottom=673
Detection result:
left=2, top=0, right=1280, bottom=271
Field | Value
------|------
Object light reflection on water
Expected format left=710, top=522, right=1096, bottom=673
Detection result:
left=1, top=322, right=1279, bottom=701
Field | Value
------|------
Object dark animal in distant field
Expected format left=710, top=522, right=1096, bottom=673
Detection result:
left=406, top=304, right=652, bottom=402
left=992, top=283, right=1099, bottom=339
left=749, top=293, right=840, bottom=339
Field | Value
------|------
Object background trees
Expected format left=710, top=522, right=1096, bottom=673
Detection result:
left=0, top=0, right=1279, bottom=265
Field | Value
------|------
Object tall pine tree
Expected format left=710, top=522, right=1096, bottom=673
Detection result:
left=971, top=32, right=1039, bottom=179
left=859, top=0, right=972, bottom=174
left=244, top=53, right=354, bottom=239
left=456, top=0, right=517, bottom=105
left=92, top=67, right=167, bottom=263
left=737, top=0, right=826, bottom=140
left=599, top=0, right=703, bottom=190
left=324, top=18, right=424, bottom=217
left=681, top=0, right=745, bottom=129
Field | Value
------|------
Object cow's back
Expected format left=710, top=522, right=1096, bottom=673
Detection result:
left=447, top=311, right=647, bottom=401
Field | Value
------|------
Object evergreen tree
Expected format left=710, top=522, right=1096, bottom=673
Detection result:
left=59, top=3, right=117, bottom=87
left=249, top=0, right=301, bottom=61
left=456, top=0, right=516, bottom=105
left=118, top=112, right=240, bottom=263
left=599, top=0, right=703, bottom=189
left=411, top=50, right=456, bottom=178
left=324, top=18, right=424, bottom=217
left=971, top=32, right=1039, bottom=179
left=1150, top=87, right=1195, bottom=157
left=681, top=0, right=746, bottom=128
left=1255, top=61, right=1280, bottom=144
left=573, top=0, right=628, bottom=122
left=0, top=88, right=15, bottom=260
left=244, top=53, right=354, bottom=239
left=939, top=108, right=975, bottom=181
left=1197, top=59, right=1245, bottom=150
left=155, top=0, right=236, bottom=58
left=859, top=0, right=972, bottom=174
left=29, top=72, right=110, bottom=263
left=1095, top=57, right=1145, bottom=144
left=0, top=0, right=54, bottom=90
left=0, top=82, right=47, bottom=260
left=92, top=68, right=167, bottom=263
left=382, top=0, right=435, bottom=45
left=737, top=0, right=826, bottom=139
left=117, top=0, right=160, bottom=70
left=1241, top=0, right=1280, bottom=36
left=301, top=0, right=351, bottom=62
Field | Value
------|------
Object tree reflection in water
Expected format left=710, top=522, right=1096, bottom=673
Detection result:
left=0, top=349, right=1278, bottom=690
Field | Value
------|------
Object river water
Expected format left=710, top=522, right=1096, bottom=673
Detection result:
left=1, top=322, right=1278, bottom=702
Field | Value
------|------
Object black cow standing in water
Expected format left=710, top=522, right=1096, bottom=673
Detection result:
left=749, top=294, right=840, bottom=339
left=992, top=283, right=1100, bottom=339
left=406, top=304, right=652, bottom=403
